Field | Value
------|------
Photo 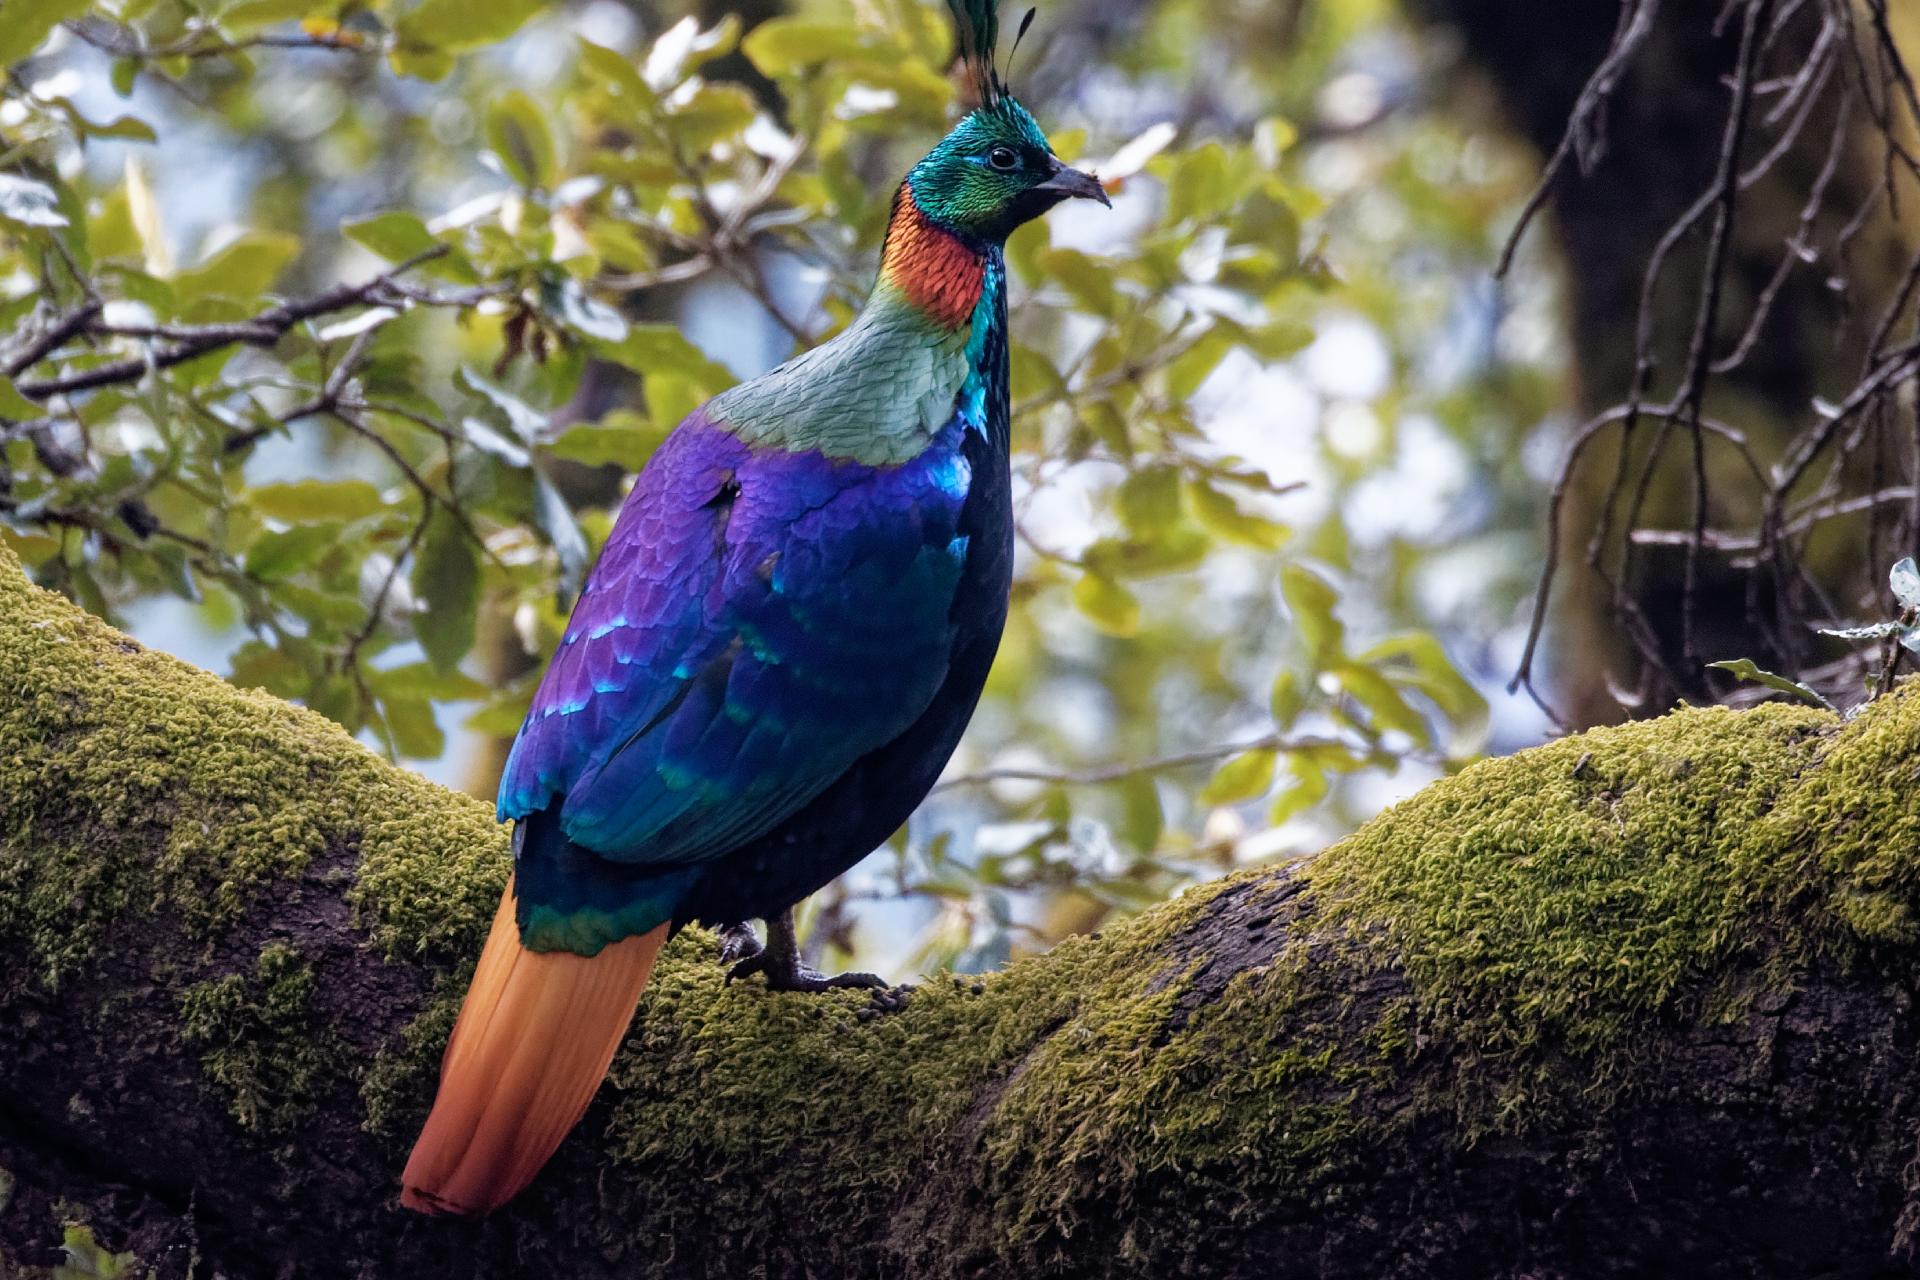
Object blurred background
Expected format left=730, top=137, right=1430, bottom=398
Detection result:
left=5, top=0, right=1915, bottom=979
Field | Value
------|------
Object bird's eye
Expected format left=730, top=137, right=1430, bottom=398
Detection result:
left=987, top=146, right=1019, bottom=172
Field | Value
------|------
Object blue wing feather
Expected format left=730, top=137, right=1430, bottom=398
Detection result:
left=497, top=409, right=973, bottom=874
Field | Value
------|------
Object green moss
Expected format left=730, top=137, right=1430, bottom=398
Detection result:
left=179, top=943, right=328, bottom=1132
left=53, top=1224, right=139, bottom=1279
left=1303, top=700, right=1853, bottom=1134
left=11, top=543, right=1920, bottom=1274
left=0, top=543, right=505, bottom=990
left=0, top=540, right=507, bottom=1163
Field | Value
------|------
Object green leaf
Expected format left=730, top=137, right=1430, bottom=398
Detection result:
left=1280, top=564, right=1344, bottom=659
left=244, top=523, right=342, bottom=580
left=224, top=0, right=318, bottom=29
left=384, top=696, right=446, bottom=759
left=1331, top=662, right=1428, bottom=742
left=1186, top=479, right=1287, bottom=548
left=1358, top=632, right=1488, bottom=734
left=1082, top=529, right=1210, bottom=578
left=466, top=682, right=536, bottom=736
left=1234, top=185, right=1301, bottom=264
left=546, top=417, right=662, bottom=468
left=592, top=325, right=735, bottom=394
left=367, top=660, right=490, bottom=702
left=667, top=83, right=757, bottom=151
left=276, top=584, right=366, bottom=629
left=411, top=509, right=481, bottom=673
left=1201, top=749, right=1277, bottom=806
left=1072, top=572, right=1140, bottom=637
left=227, top=638, right=310, bottom=696
left=1116, top=465, right=1182, bottom=535
left=486, top=90, right=556, bottom=190
left=1116, top=775, right=1163, bottom=854
left=1167, top=143, right=1230, bottom=225
left=250, top=479, right=386, bottom=523
left=59, top=1223, right=138, bottom=1280
left=391, top=0, right=543, bottom=79
left=75, top=112, right=157, bottom=143
left=533, top=469, right=591, bottom=593
left=741, top=18, right=872, bottom=74
left=0, top=174, right=67, bottom=229
left=0, top=527, right=60, bottom=567
left=1166, top=329, right=1237, bottom=401
left=1269, top=669, right=1305, bottom=728
left=343, top=211, right=439, bottom=261
left=0, top=0, right=90, bottom=66
left=1268, top=757, right=1329, bottom=826
left=1244, top=319, right=1315, bottom=360
left=577, top=37, right=654, bottom=102
left=1705, top=659, right=1835, bottom=710
left=0, top=374, right=40, bottom=419
left=173, top=231, right=301, bottom=302
left=1039, top=247, right=1119, bottom=317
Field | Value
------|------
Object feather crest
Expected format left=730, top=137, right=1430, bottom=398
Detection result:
left=945, top=0, right=1003, bottom=108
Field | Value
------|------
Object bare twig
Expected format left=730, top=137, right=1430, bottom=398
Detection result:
left=11, top=248, right=454, bottom=401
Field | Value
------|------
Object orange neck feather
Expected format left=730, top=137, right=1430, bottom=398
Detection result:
left=879, top=184, right=987, bottom=331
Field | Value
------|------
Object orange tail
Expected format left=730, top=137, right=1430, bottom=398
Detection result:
left=400, top=877, right=667, bottom=1215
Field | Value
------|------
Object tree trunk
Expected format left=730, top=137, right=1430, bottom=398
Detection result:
left=1413, top=0, right=1918, bottom=719
left=3, top=545, right=1920, bottom=1278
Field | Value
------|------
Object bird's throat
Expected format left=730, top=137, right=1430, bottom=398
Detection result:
left=880, top=184, right=988, bottom=331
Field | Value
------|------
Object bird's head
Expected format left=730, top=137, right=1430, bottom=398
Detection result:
left=904, top=1, right=1110, bottom=244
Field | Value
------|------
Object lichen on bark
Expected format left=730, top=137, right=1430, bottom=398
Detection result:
left=4, top=544, right=1920, bottom=1278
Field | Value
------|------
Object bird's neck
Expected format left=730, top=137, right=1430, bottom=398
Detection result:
left=875, top=184, right=992, bottom=332
left=704, top=185, right=1006, bottom=466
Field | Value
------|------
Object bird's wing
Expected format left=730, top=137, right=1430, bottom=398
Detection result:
left=496, top=416, right=971, bottom=867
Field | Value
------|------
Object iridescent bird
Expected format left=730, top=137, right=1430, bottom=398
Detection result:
left=401, top=0, right=1107, bottom=1216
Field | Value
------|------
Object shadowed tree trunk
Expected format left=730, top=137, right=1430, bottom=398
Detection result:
left=4, top=543, right=1920, bottom=1279
left=1413, top=0, right=1918, bottom=720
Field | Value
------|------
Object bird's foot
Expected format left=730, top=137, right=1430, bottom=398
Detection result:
left=715, top=921, right=763, bottom=966
left=724, top=947, right=886, bottom=993
left=721, top=907, right=908, bottom=1011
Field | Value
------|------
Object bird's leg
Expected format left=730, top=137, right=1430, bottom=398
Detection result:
left=715, top=921, right=763, bottom=965
left=724, top=906, right=887, bottom=993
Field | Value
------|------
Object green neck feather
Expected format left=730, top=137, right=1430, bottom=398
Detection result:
left=706, top=245, right=1003, bottom=466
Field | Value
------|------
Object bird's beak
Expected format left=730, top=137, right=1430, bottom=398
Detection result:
left=1034, top=159, right=1112, bottom=208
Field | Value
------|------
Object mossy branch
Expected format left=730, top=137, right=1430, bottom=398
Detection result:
left=3, top=544, right=1920, bottom=1278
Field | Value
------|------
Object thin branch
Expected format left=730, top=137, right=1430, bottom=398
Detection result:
left=10, top=248, right=451, bottom=400
left=932, top=734, right=1363, bottom=793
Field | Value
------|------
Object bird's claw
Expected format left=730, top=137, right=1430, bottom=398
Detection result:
left=720, top=907, right=905, bottom=1009
left=715, top=921, right=763, bottom=966
left=725, top=949, right=887, bottom=993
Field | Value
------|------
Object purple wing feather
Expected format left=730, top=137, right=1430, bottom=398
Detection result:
left=497, top=410, right=974, bottom=868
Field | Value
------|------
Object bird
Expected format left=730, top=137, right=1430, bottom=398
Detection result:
left=399, top=0, right=1109, bottom=1217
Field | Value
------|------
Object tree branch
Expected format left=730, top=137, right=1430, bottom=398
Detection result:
left=7, top=248, right=454, bottom=401
left=6, top=549, right=1920, bottom=1276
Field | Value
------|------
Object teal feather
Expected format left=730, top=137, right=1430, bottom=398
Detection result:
left=946, top=0, right=1003, bottom=107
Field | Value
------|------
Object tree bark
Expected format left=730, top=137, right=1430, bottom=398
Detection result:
left=1412, top=0, right=1918, bottom=718
left=4, top=545, right=1920, bottom=1279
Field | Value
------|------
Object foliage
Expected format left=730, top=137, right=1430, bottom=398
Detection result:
left=0, top=0, right=1550, bottom=972
left=1710, top=556, right=1920, bottom=713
